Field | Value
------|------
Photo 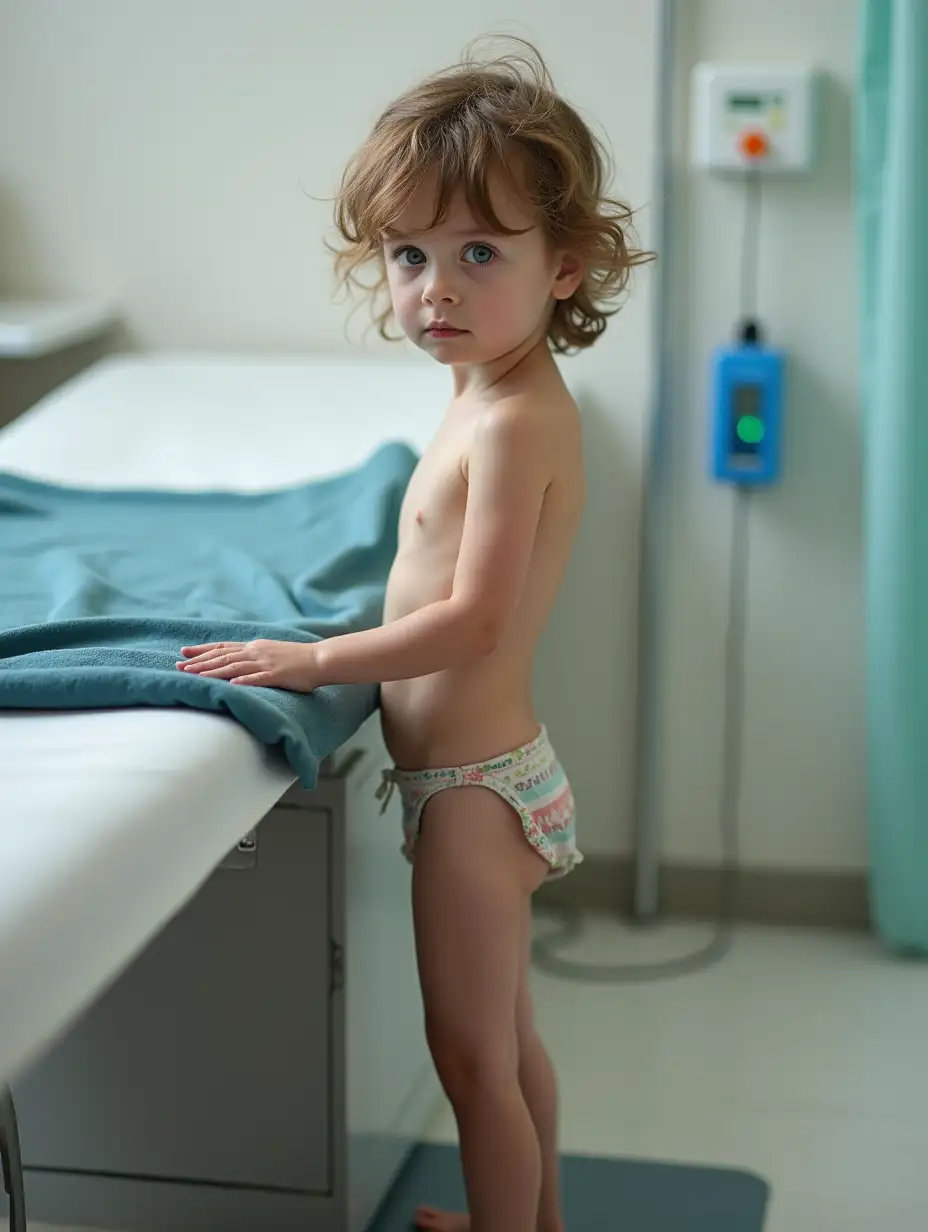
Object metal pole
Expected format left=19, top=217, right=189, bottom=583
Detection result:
left=0, top=1083, right=27, bottom=1232
left=632, top=0, right=678, bottom=920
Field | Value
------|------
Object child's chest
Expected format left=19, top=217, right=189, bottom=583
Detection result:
left=397, top=426, right=470, bottom=547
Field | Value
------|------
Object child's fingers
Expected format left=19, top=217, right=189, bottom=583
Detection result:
left=177, top=657, right=222, bottom=671
left=181, top=642, right=241, bottom=657
left=179, top=652, right=254, bottom=676
left=196, top=663, right=247, bottom=680
left=180, top=648, right=239, bottom=668
left=231, top=673, right=274, bottom=687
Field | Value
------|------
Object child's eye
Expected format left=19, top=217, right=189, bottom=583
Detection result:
left=462, top=243, right=497, bottom=265
left=392, top=246, right=427, bottom=268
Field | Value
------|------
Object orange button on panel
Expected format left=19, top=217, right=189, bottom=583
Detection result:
left=739, top=129, right=769, bottom=161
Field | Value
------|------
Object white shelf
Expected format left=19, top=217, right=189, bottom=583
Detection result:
left=0, top=299, right=118, bottom=358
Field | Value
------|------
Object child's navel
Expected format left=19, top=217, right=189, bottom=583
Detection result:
left=416, top=509, right=425, bottom=526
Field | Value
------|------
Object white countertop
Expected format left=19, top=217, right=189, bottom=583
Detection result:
left=0, top=351, right=447, bottom=1085
left=0, top=299, right=118, bottom=358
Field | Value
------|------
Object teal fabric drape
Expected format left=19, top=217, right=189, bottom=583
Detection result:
left=859, top=0, right=928, bottom=952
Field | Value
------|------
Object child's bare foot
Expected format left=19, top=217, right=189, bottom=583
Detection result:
left=415, top=1210, right=565, bottom=1232
left=414, top=1208, right=470, bottom=1232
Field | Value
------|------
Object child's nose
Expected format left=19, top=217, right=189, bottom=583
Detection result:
left=421, top=265, right=461, bottom=305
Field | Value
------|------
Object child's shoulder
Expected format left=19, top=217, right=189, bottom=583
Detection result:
left=483, top=373, right=579, bottom=432
left=482, top=384, right=581, bottom=455
left=464, top=386, right=581, bottom=486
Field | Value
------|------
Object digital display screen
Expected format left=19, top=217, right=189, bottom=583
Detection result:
left=730, top=383, right=765, bottom=460
left=727, top=92, right=782, bottom=111
left=734, top=383, right=762, bottom=419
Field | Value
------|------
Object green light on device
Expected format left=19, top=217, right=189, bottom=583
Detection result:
left=736, top=415, right=765, bottom=445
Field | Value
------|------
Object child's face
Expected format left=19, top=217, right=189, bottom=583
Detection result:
left=382, top=165, right=580, bottom=366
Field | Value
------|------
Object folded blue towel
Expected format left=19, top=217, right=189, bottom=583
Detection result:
left=0, top=443, right=417, bottom=787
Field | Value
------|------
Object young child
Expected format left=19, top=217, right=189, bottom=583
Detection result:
left=179, top=38, right=648, bottom=1232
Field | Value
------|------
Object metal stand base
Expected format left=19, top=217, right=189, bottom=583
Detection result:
left=0, top=1084, right=27, bottom=1232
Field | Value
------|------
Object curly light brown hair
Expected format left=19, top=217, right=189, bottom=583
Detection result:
left=331, top=38, right=653, bottom=354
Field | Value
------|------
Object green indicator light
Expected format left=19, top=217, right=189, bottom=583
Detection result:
left=736, top=415, right=765, bottom=445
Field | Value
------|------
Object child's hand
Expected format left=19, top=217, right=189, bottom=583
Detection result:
left=176, top=640, right=321, bottom=691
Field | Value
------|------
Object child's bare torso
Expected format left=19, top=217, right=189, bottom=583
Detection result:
left=380, top=365, right=584, bottom=771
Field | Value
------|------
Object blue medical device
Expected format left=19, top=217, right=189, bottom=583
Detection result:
left=710, top=337, right=784, bottom=486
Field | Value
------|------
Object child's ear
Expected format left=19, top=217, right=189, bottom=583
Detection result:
left=552, top=251, right=584, bottom=301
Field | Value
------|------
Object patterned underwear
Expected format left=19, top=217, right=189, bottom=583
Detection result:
left=376, top=725, right=583, bottom=880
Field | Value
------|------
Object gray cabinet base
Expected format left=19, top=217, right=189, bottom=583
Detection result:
left=8, top=716, right=442, bottom=1232
left=21, top=1171, right=345, bottom=1232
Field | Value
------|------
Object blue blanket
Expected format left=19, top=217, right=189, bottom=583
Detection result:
left=0, top=444, right=417, bottom=787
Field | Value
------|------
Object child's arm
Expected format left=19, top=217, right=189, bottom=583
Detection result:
left=178, top=405, right=550, bottom=690
left=316, top=409, right=549, bottom=684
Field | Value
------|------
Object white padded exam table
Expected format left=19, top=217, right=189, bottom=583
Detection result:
left=0, top=351, right=448, bottom=1089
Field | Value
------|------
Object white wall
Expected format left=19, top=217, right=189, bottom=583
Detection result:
left=0, top=1, right=657, bottom=856
left=657, top=0, right=864, bottom=871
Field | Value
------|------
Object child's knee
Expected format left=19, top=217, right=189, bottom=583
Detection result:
left=426, top=1020, right=519, bottom=1104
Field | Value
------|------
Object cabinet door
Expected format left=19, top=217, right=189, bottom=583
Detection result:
left=15, top=806, right=332, bottom=1194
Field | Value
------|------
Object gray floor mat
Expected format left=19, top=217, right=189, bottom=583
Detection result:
left=371, top=1142, right=770, bottom=1231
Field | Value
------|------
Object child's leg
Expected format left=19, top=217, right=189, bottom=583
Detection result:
left=515, top=912, right=564, bottom=1232
left=418, top=911, right=564, bottom=1232
left=411, top=786, right=549, bottom=1232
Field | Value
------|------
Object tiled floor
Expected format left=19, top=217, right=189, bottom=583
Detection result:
left=427, top=915, right=927, bottom=1232
left=6, top=917, right=926, bottom=1232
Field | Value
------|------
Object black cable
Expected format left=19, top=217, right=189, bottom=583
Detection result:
left=739, top=169, right=763, bottom=329
left=531, top=176, right=764, bottom=985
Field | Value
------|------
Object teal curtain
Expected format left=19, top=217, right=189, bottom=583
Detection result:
left=859, top=0, right=928, bottom=952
